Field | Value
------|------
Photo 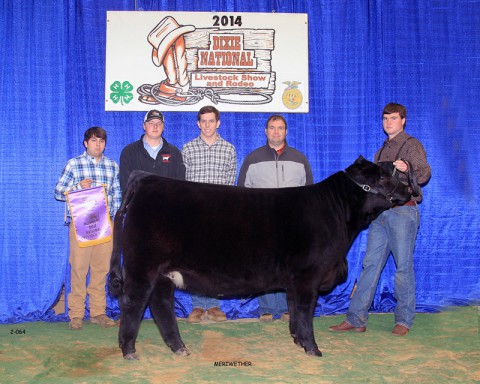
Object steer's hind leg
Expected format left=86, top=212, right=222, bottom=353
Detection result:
left=118, top=279, right=153, bottom=360
left=285, top=290, right=299, bottom=344
left=149, top=278, right=189, bottom=356
left=291, top=286, right=322, bottom=357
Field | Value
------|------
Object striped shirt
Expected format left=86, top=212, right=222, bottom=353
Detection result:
left=182, top=135, right=237, bottom=185
left=54, top=151, right=122, bottom=218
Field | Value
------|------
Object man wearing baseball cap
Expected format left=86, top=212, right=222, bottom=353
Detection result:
left=120, top=109, right=185, bottom=194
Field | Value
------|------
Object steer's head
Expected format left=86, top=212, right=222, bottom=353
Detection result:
left=344, top=156, right=412, bottom=209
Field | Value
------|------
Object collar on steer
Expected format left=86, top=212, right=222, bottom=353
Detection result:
left=342, top=171, right=380, bottom=195
left=342, top=170, right=399, bottom=206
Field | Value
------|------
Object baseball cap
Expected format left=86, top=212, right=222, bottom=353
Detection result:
left=144, top=110, right=164, bottom=123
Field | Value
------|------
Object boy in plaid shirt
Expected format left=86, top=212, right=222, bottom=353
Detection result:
left=54, top=127, right=121, bottom=330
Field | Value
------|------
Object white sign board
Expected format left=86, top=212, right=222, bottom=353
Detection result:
left=105, top=11, right=309, bottom=112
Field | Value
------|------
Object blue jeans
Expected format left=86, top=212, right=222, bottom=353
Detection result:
left=346, top=205, right=420, bottom=329
left=191, top=294, right=220, bottom=311
left=258, top=292, right=288, bottom=318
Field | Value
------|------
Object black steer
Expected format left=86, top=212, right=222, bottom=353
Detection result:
left=109, top=156, right=411, bottom=360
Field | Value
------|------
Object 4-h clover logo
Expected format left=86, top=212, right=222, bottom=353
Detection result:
left=110, top=81, right=134, bottom=105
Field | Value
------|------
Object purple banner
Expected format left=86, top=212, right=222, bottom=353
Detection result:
left=66, top=186, right=112, bottom=247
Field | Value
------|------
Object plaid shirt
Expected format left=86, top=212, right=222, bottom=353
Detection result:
left=54, top=151, right=122, bottom=218
left=182, top=135, right=237, bottom=185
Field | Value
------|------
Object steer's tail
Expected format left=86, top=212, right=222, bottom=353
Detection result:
left=108, top=207, right=126, bottom=297
left=108, top=170, right=149, bottom=297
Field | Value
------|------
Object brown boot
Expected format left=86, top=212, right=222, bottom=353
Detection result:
left=329, top=321, right=366, bottom=333
left=259, top=313, right=273, bottom=322
left=206, top=307, right=227, bottom=322
left=392, top=324, right=409, bottom=336
left=90, top=314, right=116, bottom=327
left=69, top=317, right=83, bottom=330
left=188, top=308, right=206, bottom=323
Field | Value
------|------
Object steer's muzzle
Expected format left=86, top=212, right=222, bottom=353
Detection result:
left=387, top=181, right=412, bottom=206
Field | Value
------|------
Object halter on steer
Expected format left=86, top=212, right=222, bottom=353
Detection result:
left=342, top=170, right=400, bottom=205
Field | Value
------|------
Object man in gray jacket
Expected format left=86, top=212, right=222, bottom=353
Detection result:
left=238, top=115, right=313, bottom=321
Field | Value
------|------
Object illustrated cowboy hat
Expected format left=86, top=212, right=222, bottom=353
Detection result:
left=147, top=16, right=195, bottom=67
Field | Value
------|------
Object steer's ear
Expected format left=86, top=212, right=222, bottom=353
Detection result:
left=355, top=155, right=367, bottom=164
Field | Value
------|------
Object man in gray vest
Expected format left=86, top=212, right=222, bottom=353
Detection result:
left=238, top=114, right=313, bottom=322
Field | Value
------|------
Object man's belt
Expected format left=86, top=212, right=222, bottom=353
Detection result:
left=393, top=200, right=416, bottom=208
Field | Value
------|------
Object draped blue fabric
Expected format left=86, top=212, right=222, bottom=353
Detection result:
left=1, top=0, right=478, bottom=323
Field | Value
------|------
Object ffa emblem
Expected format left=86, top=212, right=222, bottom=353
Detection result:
left=282, top=81, right=303, bottom=110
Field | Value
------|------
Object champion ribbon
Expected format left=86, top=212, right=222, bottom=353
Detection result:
left=66, top=185, right=112, bottom=247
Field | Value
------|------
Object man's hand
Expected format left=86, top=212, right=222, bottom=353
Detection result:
left=79, top=178, right=93, bottom=189
left=393, top=159, right=408, bottom=173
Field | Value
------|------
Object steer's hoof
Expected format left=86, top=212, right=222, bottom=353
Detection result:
left=174, top=347, right=190, bottom=356
left=123, top=353, right=139, bottom=360
left=306, top=348, right=322, bottom=357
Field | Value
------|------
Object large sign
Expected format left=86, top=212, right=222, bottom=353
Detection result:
left=105, top=11, right=309, bottom=112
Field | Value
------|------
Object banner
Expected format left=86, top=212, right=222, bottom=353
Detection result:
left=105, top=11, right=309, bottom=112
left=66, top=186, right=112, bottom=248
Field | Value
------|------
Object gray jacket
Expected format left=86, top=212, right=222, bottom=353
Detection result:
left=238, top=143, right=313, bottom=188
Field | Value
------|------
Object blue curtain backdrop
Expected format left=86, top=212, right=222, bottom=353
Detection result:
left=0, top=0, right=478, bottom=323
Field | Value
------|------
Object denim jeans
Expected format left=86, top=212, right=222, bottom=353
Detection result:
left=258, top=292, right=288, bottom=318
left=346, top=205, right=420, bottom=329
left=191, top=294, right=220, bottom=311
